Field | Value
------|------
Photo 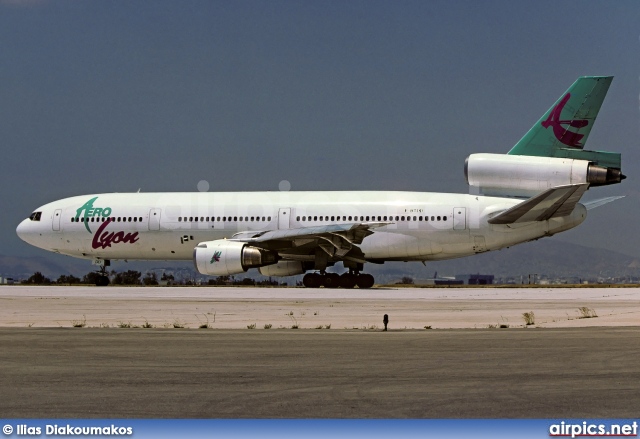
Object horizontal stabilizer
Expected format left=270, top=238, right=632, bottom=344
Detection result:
left=488, top=184, right=589, bottom=225
left=584, top=196, right=625, bottom=210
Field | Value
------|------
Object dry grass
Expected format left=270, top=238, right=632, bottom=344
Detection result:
left=522, top=311, right=535, bottom=326
left=578, top=307, right=598, bottom=319
left=71, top=315, right=86, bottom=328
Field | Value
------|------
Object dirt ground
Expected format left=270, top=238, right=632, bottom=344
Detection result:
left=1, top=286, right=638, bottom=329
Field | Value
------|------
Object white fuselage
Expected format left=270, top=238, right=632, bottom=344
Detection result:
left=16, top=191, right=586, bottom=265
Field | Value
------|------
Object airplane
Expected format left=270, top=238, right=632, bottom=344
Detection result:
left=16, top=76, right=625, bottom=288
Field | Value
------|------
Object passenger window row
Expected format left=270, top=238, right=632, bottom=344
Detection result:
left=68, top=214, right=446, bottom=224
left=295, top=215, right=448, bottom=222
left=178, top=216, right=272, bottom=223
left=71, top=216, right=143, bottom=223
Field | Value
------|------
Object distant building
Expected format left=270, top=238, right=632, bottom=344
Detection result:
left=455, top=274, right=494, bottom=285
left=0, top=277, right=15, bottom=285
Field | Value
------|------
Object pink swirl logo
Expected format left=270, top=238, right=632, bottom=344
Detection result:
left=541, top=93, right=588, bottom=148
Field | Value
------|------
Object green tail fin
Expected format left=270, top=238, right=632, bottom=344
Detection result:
left=508, top=76, right=620, bottom=169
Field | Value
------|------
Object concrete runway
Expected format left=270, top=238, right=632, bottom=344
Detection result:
left=1, top=328, right=639, bottom=418
left=1, top=286, right=639, bottom=418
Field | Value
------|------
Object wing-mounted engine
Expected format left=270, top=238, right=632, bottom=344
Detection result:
left=465, top=153, right=624, bottom=198
left=193, top=240, right=278, bottom=276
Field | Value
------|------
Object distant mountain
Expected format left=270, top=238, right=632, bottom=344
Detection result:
left=0, top=254, right=192, bottom=281
left=0, top=255, right=87, bottom=279
left=3, top=238, right=640, bottom=282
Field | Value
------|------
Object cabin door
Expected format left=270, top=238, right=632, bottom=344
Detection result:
left=52, top=209, right=62, bottom=231
left=453, top=207, right=466, bottom=230
left=278, top=208, right=291, bottom=230
left=149, top=208, right=161, bottom=231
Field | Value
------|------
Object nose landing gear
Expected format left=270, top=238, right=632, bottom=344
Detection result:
left=94, top=259, right=110, bottom=287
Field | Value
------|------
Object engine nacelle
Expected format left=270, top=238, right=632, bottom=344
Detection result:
left=194, top=240, right=277, bottom=276
left=258, top=261, right=305, bottom=277
left=465, top=153, right=624, bottom=197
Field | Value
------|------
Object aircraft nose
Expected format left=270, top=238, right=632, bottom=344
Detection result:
left=16, top=219, right=33, bottom=243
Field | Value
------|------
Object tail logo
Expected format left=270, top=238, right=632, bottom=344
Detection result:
left=541, top=93, right=588, bottom=148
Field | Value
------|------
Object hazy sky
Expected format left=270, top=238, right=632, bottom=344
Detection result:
left=2, top=0, right=639, bottom=262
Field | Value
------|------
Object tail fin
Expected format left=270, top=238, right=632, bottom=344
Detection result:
left=508, top=76, right=620, bottom=169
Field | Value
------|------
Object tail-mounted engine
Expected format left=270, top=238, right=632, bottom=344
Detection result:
left=194, top=240, right=278, bottom=276
left=465, top=153, right=624, bottom=197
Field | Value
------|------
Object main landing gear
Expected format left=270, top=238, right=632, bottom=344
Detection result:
left=302, top=271, right=375, bottom=289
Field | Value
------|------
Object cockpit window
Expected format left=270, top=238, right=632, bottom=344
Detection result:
left=29, top=212, right=42, bottom=221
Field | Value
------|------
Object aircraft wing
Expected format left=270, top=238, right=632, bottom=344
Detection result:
left=230, top=222, right=393, bottom=262
left=488, top=184, right=589, bottom=225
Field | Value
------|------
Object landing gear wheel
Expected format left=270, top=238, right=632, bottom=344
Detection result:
left=95, top=275, right=110, bottom=287
left=95, top=260, right=111, bottom=287
left=339, top=273, right=357, bottom=289
left=356, top=273, right=375, bottom=289
left=303, top=273, right=322, bottom=288
left=323, top=273, right=341, bottom=288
